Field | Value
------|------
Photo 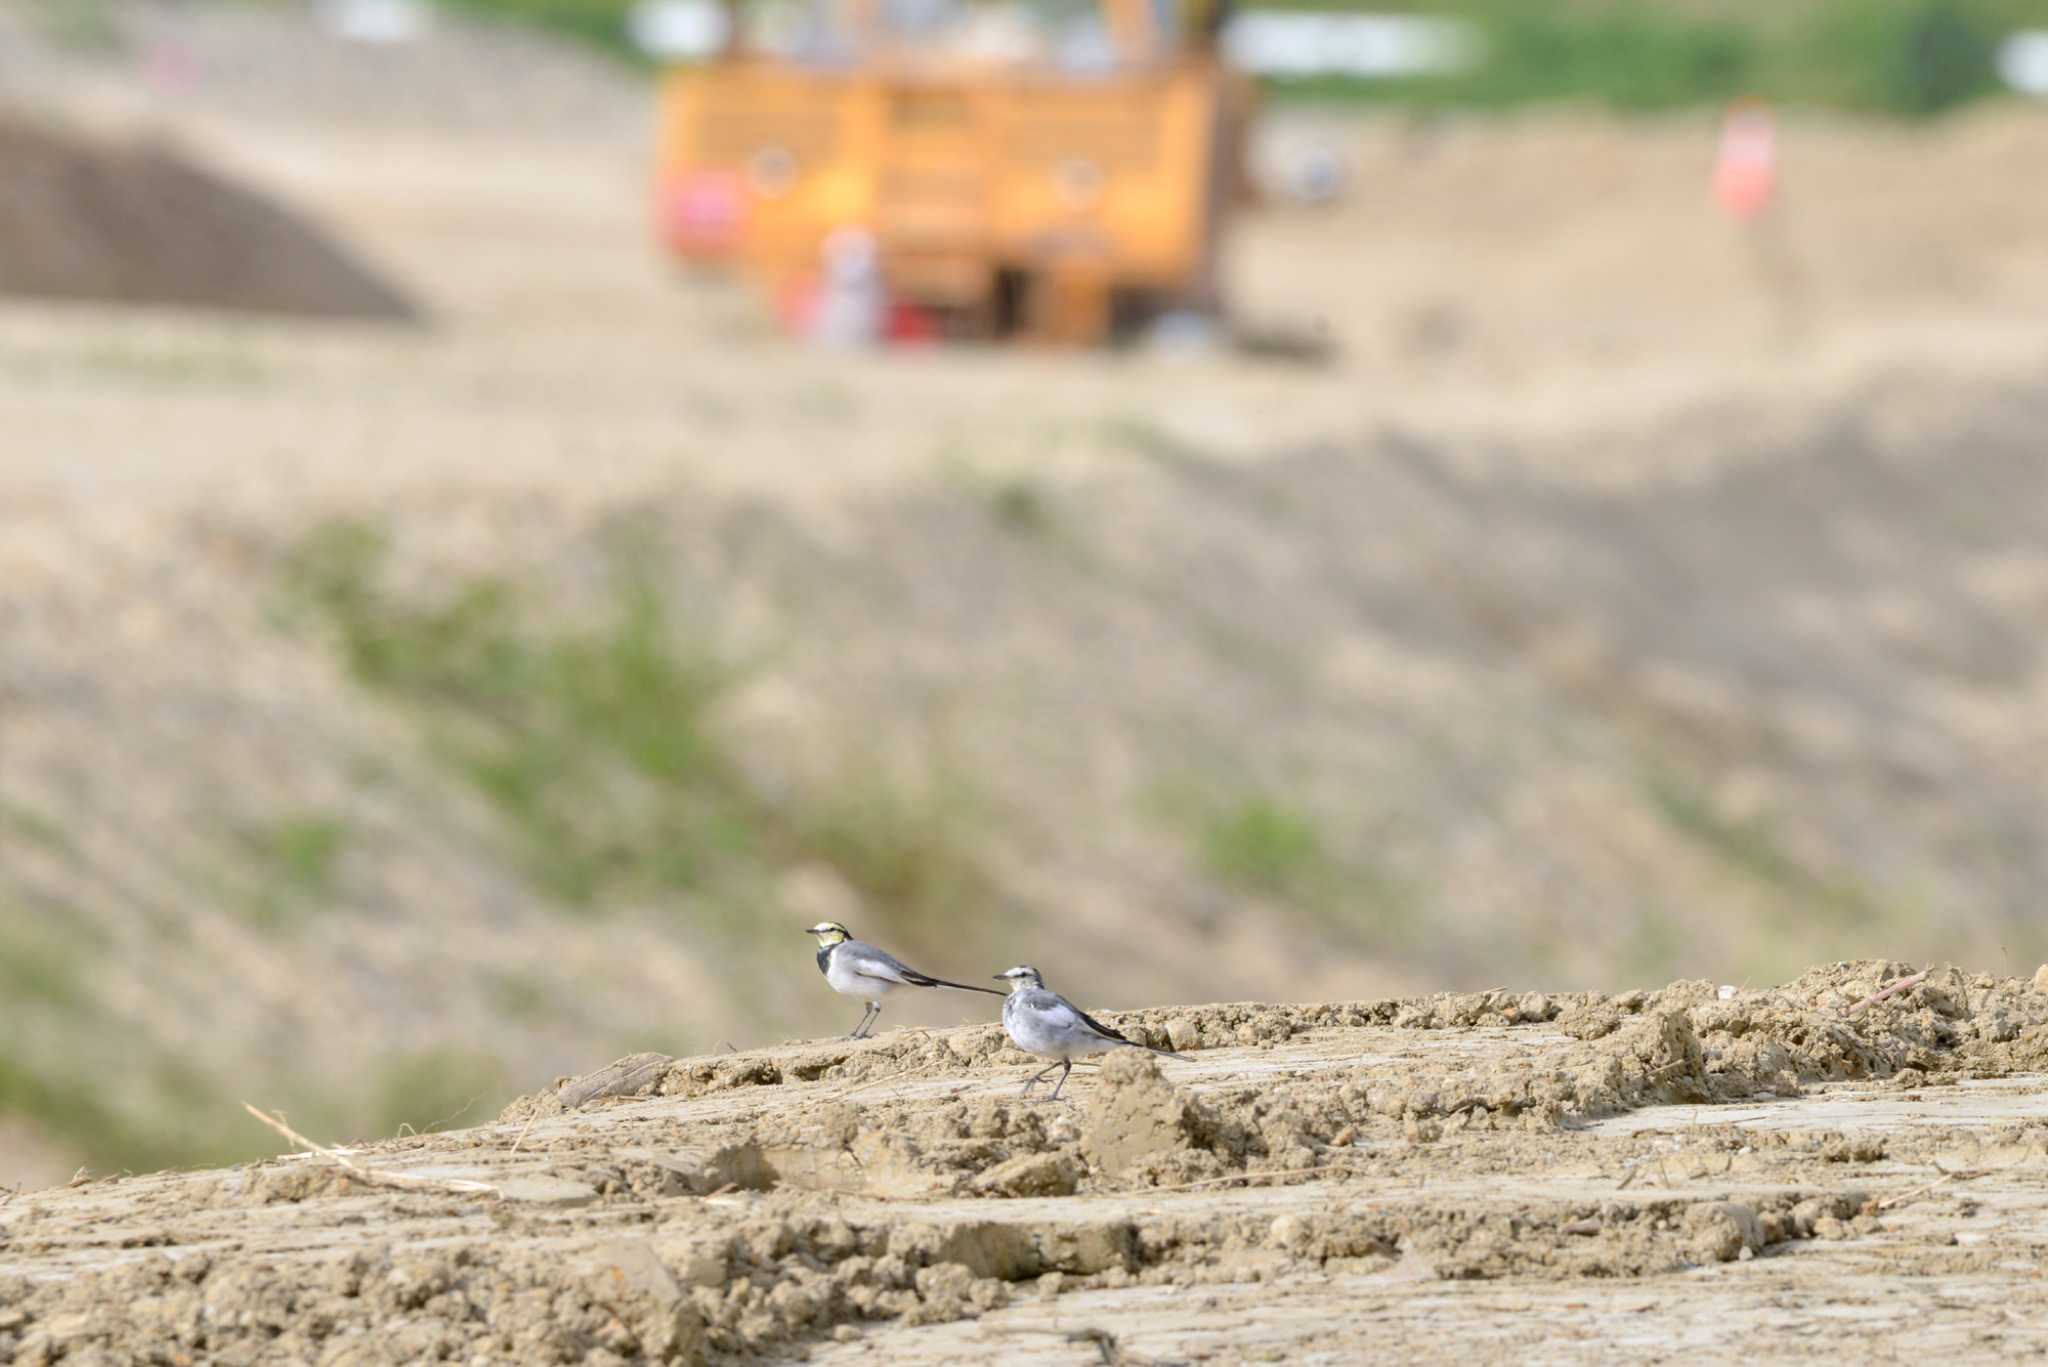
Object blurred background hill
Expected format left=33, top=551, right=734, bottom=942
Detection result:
left=0, top=0, right=2044, bottom=1186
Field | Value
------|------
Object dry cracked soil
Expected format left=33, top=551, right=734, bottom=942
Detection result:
left=4, top=960, right=2048, bottom=1364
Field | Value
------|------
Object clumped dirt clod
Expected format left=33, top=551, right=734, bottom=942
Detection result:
left=5, top=963, right=2048, bottom=1362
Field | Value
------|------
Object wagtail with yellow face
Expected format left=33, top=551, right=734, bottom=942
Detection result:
left=804, top=921, right=1003, bottom=1039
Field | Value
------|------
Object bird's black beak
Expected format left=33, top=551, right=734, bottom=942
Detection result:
left=991, top=974, right=1006, bottom=980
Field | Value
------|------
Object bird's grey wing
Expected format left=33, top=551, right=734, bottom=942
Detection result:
left=840, top=941, right=926, bottom=986
left=1066, top=1000, right=1133, bottom=1043
left=1028, top=990, right=1131, bottom=1043
left=847, top=942, right=1004, bottom=996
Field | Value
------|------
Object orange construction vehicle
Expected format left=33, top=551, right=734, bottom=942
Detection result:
left=652, top=0, right=1250, bottom=344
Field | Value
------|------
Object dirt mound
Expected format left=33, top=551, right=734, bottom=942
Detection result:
left=498, top=960, right=2048, bottom=1204
left=5, top=964, right=2048, bottom=1362
left=0, top=111, right=417, bottom=320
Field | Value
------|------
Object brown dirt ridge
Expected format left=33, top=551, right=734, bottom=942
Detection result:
left=5, top=960, right=2048, bottom=1363
left=0, top=110, right=416, bottom=321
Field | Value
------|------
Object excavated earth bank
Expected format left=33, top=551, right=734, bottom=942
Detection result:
left=0, top=110, right=417, bottom=321
left=4, top=960, right=2048, bottom=1363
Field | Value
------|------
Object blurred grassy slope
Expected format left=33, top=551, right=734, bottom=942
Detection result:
left=6, top=368, right=2046, bottom=1177
left=439, top=0, right=2034, bottom=115
left=1266, top=0, right=2028, bottom=115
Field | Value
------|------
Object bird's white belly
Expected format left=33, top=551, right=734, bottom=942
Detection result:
left=1005, top=1005, right=1117, bottom=1061
left=826, top=954, right=896, bottom=1002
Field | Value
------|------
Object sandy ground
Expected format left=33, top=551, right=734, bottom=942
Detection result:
left=3, top=962, right=2047, bottom=1362
left=3, top=0, right=2047, bottom=1228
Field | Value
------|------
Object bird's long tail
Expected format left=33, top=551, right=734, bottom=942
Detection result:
left=1120, top=1039, right=1183, bottom=1060
left=905, top=971, right=1006, bottom=997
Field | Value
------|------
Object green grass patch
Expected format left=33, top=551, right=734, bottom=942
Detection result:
left=0, top=1057, right=137, bottom=1174
left=942, top=461, right=1099, bottom=570
left=799, top=764, right=989, bottom=943
left=1800, top=0, right=2006, bottom=115
left=428, top=0, right=2015, bottom=117
left=438, top=0, right=644, bottom=60
left=1201, top=796, right=1329, bottom=899
left=1618, top=904, right=1687, bottom=985
left=987, top=476, right=1055, bottom=537
left=0, top=1049, right=245, bottom=1176
left=26, top=0, right=124, bottom=53
left=1261, top=0, right=2022, bottom=117
left=231, top=812, right=350, bottom=931
left=241, top=814, right=348, bottom=894
left=0, top=908, right=100, bottom=1013
left=1645, top=768, right=1889, bottom=927
left=486, top=971, right=558, bottom=1022
left=370, top=1049, right=506, bottom=1139
left=280, top=519, right=993, bottom=953
left=1154, top=777, right=1419, bottom=947
left=72, top=339, right=273, bottom=388
left=0, top=801, right=76, bottom=858
left=432, top=0, right=2023, bottom=116
left=1276, top=5, right=1756, bottom=114
left=280, top=523, right=744, bottom=905
left=1102, top=415, right=1199, bottom=468
left=0, top=338, right=273, bottom=389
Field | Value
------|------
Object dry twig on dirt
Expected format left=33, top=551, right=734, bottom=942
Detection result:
left=1878, top=1172, right=1960, bottom=1211
left=241, top=1104, right=498, bottom=1198
left=1137, top=1161, right=1373, bottom=1195
left=1843, top=969, right=1930, bottom=1018
left=1878, top=1161, right=1992, bottom=1212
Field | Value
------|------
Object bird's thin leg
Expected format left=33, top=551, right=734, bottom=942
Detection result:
left=849, top=1002, right=879, bottom=1040
left=1020, top=1061, right=1062, bottom=1097
left=1048, top=1059, right=1073, bottom=1101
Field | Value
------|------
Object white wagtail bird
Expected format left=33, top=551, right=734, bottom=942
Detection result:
left=805, top=921, right=1004, bottom=1039
left=994, top=965, right=1176, bottom=1100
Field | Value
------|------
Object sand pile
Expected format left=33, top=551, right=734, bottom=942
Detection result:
left=0, top=110, right=417, bottom=320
